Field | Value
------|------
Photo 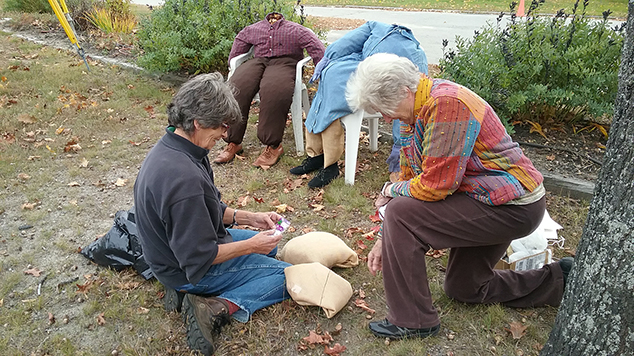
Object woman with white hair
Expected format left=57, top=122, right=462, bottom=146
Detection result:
left=346, top=53, right=573, bottom=340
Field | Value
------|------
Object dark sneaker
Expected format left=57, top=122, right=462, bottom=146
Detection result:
left=369, top=319, right=440, bottom=340
left=290, top=154, right=324, bottom=175
left=182, top=294, right=231, bottom=356
left=163, top=285, right=185, bottom=313
left=308, top=163, right=339, bottom=188
left=559, top=257, right=574, bottom=286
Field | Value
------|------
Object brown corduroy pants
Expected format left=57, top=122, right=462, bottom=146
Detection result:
left=227, top=56, right=298, bottom=147
left=381, top=193, right=563, bottom=329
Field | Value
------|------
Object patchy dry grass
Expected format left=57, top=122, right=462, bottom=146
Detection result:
left=0, top=33, right=583, bottom=356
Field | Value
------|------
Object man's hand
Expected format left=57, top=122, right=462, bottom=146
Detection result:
left=248, top=230, right=283, bottom=255
left=367, top=239, right=383, bottom=276
left=249, top=211, right=281, bottom=230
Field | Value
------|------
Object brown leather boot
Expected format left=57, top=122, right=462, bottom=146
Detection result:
left=182, top=294, right=231, bottom=356
left=252, top=145, right=283, bottom=168
left=213, top=143, right=243, bottom=164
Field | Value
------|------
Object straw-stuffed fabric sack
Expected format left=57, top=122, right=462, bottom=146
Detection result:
left=278, top=231, right=358, bottom=268
left=284, top=262, right=353, bottom=318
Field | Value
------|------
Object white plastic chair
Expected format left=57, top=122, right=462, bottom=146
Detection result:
left=340, top=110, right=380, bottom=185
left=228, top=47, right=311, bottom=155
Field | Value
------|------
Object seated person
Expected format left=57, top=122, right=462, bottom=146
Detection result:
left=215, top=12, right=325, bottom=168
left=134, top=73, right=291, bottom=356
left=346, top=53, right=573, bottom=340
left=290, top=21, right=427, bottom=188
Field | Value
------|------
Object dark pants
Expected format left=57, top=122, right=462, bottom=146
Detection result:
left=227, top=56, right=297, bottom=147
left=381, top=194, right=563, bottom=329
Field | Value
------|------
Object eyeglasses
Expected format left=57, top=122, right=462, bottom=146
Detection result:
left=221, top=123, right=230, bottom=130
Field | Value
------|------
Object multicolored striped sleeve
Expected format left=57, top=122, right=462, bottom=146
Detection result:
left=389, top=95, right=482, bottom=201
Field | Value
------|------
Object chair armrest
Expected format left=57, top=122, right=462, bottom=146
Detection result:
left=228, top=47, right=254, bottom=79
left=295, top=56, right=312, bottom=87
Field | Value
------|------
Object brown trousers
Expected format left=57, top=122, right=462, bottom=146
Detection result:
left=381, top=194, right=563, bottom=329
left=227, top=56, right=298, bottom=147
left=305, top=119, right=345, bottom=167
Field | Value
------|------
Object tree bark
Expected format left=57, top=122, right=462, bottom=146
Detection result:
left=541, top=1, right=634, bottom=355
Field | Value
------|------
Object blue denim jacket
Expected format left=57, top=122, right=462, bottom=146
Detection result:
left=305, top=21, right=428, bottom=134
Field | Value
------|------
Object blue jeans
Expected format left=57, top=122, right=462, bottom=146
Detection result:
left=175, top=229, right=291, bottom=322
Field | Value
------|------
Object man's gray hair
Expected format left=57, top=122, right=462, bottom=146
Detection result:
left=167, top=72, right=241, bottom=133
left=346, top=53, right=420, bottom=116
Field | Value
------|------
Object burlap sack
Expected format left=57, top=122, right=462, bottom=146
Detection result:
left=284, top=262, right=353, bottom=318
left=278, top=231, right=358, bottom=268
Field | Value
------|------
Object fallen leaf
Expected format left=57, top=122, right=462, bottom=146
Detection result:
left=48, top=312, right=55, bottom=324
left=369, top=211, right=381, bottom=223
left=79, top=157, right=89, bottom=168
left=354, top=298, right=375, bottom=314
left=361, top=230, right=376, bottom=239
left=137, top=307, right=149, bottom=314
left=101, top=140, right=111, bottom=145
left=505, top=321, right=527, bottom=339
left=96, top=312, right=106, bottom=326
left=358, top=289, right=366, bottom=298
left=68, top=181, right=81, bottom=187
left=301, top=227, right=314, bottom=234
left=45, top=144, right=55, bottom=154
left=27, top=155, right=41, bottom=160
left=311, top=204, right=325, bottom=211
left=1, top=76, right=6, bottom=82
left=55, top=127, right=64, bottom=135
left=324, top=343, right=347, bottom=356
left=254, top=197, right=264, bottom=203
left=17, top=173, right=31, bottom=180
left=24, top=267, right=42, bottom=277
left=114, top=178, right=127, bottom=187
left=237, top=195, right=250, bottom=207
left=275, top=204, right=288, bottom=213
left=344, top=227, right=364, bottom=238
left=331, top=323, right=343, bottom=336
left=17, top=113, right=37, bottom=124
left=357, top=240, right=367, bottom=250
left=129, top=140, right=141, bottom=146
left=21, top=202, right=38, bottom=210
left=426, top=249, right=447, bottom=259
left=546, top=154, right=556, bottom=161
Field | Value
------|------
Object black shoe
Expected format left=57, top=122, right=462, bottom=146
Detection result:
left=163, top=286, right=186, bottom=313
left=308, top=163, right=339, bottom=188
left=559, top=257, right=574, bottom=286
left=182, top=294, right=231, bottom=356
left=369, top=319, right=440, bottom=340
left=290, top=154, right=324, bottom=175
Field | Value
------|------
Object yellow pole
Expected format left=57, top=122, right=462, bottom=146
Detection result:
left=47, top=0, right=90, bottom=71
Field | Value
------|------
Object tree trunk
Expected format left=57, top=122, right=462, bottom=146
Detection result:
left=541, top=2, right=634, bottom=355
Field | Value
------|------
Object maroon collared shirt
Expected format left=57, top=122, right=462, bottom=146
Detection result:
left=228, top=13, right=324, bottom=65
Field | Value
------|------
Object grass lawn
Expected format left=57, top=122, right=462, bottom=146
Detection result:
left=299, top=0, right=629, bottom=19
left=0, top=26, right=589, bottom=355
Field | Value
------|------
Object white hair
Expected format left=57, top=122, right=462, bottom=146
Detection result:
left=346, top=53, right=420, bottom=116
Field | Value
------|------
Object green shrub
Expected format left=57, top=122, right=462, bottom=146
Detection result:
left=137, top=0, right=313, bottom=74
left=4, top=0, right=52, bottom=13
left=439, top=0, right=624, bottom=133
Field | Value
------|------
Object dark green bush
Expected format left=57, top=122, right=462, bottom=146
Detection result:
left=440, top=0, right=625, bottom=133
left=137, top=0, right=313, bottom=74
left=4, top=0, right=53, bottom=13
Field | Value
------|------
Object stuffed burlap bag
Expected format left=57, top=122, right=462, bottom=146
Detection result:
left=284, top=262, right=353, bottom=318
left=278, top=231, right=358, bottom=268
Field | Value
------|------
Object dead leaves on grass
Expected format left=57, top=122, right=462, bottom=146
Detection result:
left=505, top=321, right=528, bottom=339
left=298, top=326, right=347, bottom=355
